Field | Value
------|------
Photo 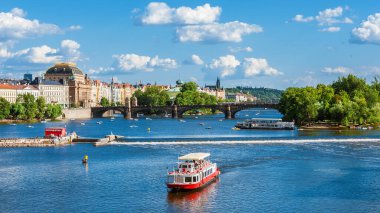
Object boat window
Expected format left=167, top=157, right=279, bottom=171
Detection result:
left=193, top=176, right=196, bottom=182
left=181, top=165, right=187, bottom=168
left=185, top=177, right=192, bottom=183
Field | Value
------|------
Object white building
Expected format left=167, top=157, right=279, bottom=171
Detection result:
left=36, top=80, right=70, bottom=108
left=0, top=85, right=39, bottom=103
left=226, top=92, right=256, bottom=103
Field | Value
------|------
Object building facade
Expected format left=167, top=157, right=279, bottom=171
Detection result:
left=0, top=85, right=39, bottom=103
left=44, top=62, right=92, bottom=107
left=36, top=80, right=69, bottom=108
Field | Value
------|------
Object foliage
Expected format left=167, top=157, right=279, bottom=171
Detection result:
left=35, top=97, right=46, bottom=119
left=100, top=97, right=110, bottom=107
left=133, top=86, right=170, bottom=107
left=45, top=104, right=62, bottom=119
left=0, top=97, right=11, bottom=119
left=175, top=82, right=217, bottom=106
left=225, top=87, right=283, bottom=103
left=279, top=75, right=380, bottom=126
left=0, top=95, right=63, bottom=121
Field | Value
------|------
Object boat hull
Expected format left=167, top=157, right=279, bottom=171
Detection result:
left=167, top=169, right=220, bottom=192
left=235, top=125, right=295, bottom=130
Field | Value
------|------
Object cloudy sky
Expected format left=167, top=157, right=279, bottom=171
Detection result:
left=0, top=0, right=379, bottom=89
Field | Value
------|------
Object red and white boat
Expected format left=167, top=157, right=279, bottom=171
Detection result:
left=166, top=153, right=220, bottom=191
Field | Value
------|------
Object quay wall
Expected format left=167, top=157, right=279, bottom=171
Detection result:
left=0, top=133, right=77, bottom=147
left=62, top=108, right=92, bottom=119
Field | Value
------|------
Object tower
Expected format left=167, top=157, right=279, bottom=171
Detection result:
left=216, top=77, right=221, bottom=90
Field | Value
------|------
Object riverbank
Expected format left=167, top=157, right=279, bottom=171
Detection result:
left=299, top=122, right=378, bottom=130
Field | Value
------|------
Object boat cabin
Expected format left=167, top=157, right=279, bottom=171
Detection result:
left=167, top=153, right=218, bottom=185
left=45, top=127, right=66, bottom=138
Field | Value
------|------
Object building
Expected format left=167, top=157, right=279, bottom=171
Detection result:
left=23, top=73, right=33, bottom=82
left=226, top=92, right=256, bottom=103
left=0, top=84, right=39, bottom=103
left=44, top=62, right=92, bottom=107
left=202, top=77, right=225, bottom=100
left=35, top=80, right=70, bottom=108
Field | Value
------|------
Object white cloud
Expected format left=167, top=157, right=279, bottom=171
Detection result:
left=140, top=2, right=221, bottom=25
left=293, top=14, right=314, bottom=23
left=60, top=40, right=81, bottom=61
left=242, top=58, right=282, bottom=77
left=183, top=54, right=204, bottom=65
left=322, top=66, right=349, bottom=74
left=351, top=13, right=380, bottom=45
left=0, top=8, right=61, bottom=42
left=113, top=54, right=177, bottom=72
left=207, top=55, right=240, bottom=77
left=68, top=25, right=82, bottom=31
left=319, top=26, right=341, bottom=32
left=88, top=67, right=115, bottom=75
left=176, top=21, right=262, bottom=43
left=1, top=40, right=82, bottom=72
left=228, top=46, right=253, bottom=53
left=293, top=6, right=352, bottom=31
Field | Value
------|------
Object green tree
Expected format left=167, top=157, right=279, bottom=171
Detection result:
left=20, top=94, right=38, bottom=120
left=0, top=97, right=11, bottom=119
left=332, top=74, right=367, bottom=98
left=175, top=82, right=217, bottom=106
left=133, top=86, right=170, bottom=107
left=180, top=82, right=198, bottom=92
left=35, top=97, right=46, bottom=119
left=100, top=97, right=110, bottom=107
left=45, top=104, right=62, bottom=119
left=11, top=102, right=26, bottom=120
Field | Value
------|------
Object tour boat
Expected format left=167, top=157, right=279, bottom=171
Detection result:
left=166, top=153, right=220, bottom=191
left=235, top=118, right=295, bottom=130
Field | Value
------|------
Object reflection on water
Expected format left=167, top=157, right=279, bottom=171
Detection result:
left=167, top=178, right=220, bottom=212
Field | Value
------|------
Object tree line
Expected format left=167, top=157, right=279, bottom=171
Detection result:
left=279, top=74, right=380, bottom=126
left=0, top=94, right=62, bottom=120
left=226, top=87, right=283, bottom=103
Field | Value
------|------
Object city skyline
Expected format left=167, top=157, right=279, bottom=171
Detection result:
left=0, top=0, right=379, bottom=89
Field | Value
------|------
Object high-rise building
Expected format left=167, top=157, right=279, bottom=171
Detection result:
left=23, top=73, right=33, bottom=82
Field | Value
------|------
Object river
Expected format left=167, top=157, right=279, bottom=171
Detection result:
left=1, top=109, right=380, bottom=212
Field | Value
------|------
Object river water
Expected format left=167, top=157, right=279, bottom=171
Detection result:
left=1, top=109, right=380, bottom=212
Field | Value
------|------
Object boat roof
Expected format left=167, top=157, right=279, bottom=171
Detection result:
left=178, top=153, right=210, bottom=161
left=250, top=118, right=282, bottom=120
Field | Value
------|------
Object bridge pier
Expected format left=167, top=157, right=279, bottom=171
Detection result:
left=225, top=105, right=232, bottom=119
left=172, top=105, right=178, bottom=119
left=124, top=107, right=132, bottom=119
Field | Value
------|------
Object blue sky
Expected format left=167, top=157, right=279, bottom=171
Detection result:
left=0, top=0, right=379, bottom=89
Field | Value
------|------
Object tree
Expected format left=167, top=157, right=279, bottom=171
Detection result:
left=133, top=86, right=170, bottom=107
left=0, top=97, right=11, bottom=119
left=11, top=102, right=26, bottom=120
left=45, top=104, right=62, bottom=119
left=332, top=74, right=367, bottom=98
left=175, top=82, right=217, bottom=106
left=35, top=97, right=46, bottom=119
left=100, top=97, right=110, bottom=107
left=19, top=94, right=38, bottom=120
left=180, top=82, right=197, bottom=92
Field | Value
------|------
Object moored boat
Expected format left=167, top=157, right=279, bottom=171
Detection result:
left=166, top=153, right=220, bottom=191
left=235, top=118, right=295, bottom=130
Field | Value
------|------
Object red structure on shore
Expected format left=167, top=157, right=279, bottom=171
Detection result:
left=45, top=127, right=66, bottom=137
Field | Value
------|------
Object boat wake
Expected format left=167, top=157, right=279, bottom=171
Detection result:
left=111, top=138, right=380, bottom=145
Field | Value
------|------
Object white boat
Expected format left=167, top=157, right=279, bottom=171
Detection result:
left=110, top=117, right=115, bottom=120
left=199, top=123, right=205, bottom=126
left=129, top=125, right=138, bottom=128
left=40, top=120, right=47, bottom=123
left=179, top=119, right=186, bottom=123
left=195, top=116, right=198, bottom=119
left=9, top=123, right=16, bottom=126
left=166, top=153, right=220, bottom=191
left=218, top=119, right=223, bottom=122
left=27, top=125, right=33, bottom=128
left=146, top=118, right=152, bottom=120
left=205, top=126, right=212, bottom=129
left=235, top=118, right=295, bottom=130
left=80, top=123, right=85, bottom=126
left=134, top=119, right=139, bottom=121
left=96, top=121, right=103, bottom=124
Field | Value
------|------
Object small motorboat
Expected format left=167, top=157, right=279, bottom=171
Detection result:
left=27, top=125, right=34, bottom=128
left=96, top=121, right=103, bottom=124
left=40, top=120, right=47, bottom=123
left=134, top=119, right=139, bottom=121
left=129, top=125, right=138, bottom=128
left=205, top=126, right=212, bottom=129
left=9, top=123, right=16, bottom=126
left=195, top=116, right=198, bottom=119
left=179, top=119, right=186, bottom=123
left=199, top=123, right=205, bottom=126
left=110, top=117, right=115, bottom=120
left=146, top=118, right=152, bottom=120
left=218, top=119, right=223, bottom=122
left=166, top=153, right=220, bottom=191
left=80, top=123, right=85, bottom=126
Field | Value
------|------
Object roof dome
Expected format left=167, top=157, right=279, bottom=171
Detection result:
left=46, top=62, right=83, bottom=75
left=176, top=79, right=184, bottom=86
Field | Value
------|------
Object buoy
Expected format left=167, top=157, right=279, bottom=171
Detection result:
left=82, top=155, right=88, bottom=164
left=147, top=128, right=151, bottom=132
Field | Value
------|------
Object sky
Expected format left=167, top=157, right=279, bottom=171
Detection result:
left=0, top=0, right=379, bottom=89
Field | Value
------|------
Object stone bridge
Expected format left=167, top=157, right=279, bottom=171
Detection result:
left=91, top=103, right=279, bottom=119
